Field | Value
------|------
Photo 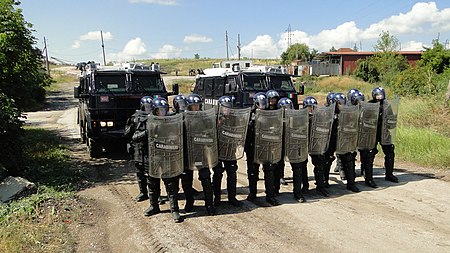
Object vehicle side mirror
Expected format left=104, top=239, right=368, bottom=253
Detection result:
left=74, top=86, right=81, bottom=98
left=172, top=83, right=179, bottom=95
left=225, top=83, right=231, bottom=94
left=298, top=83, right=305, bottom=95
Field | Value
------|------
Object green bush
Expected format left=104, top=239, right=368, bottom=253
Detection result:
left=0, top=93, right=24, bottom=175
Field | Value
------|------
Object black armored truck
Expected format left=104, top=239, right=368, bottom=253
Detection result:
left=74, top=62, right=178, bottom=157
left=192, top=64, right=304, bottom=109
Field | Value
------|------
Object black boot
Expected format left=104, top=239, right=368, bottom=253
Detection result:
left=181, top=171, right=194, bottom=212
left=227, top=170, right=241, bottom=207
left=264, top=165, right=280, bottom=206
left=212, top=167, right=223, bottom=206
left=144, top=177, right=160, bottom=216
left=361, top=150, right=377, bottom=188
left=292, top=165, right=306, bottom=203
left=383, top=145, right=398, bottom=183
left=166, top=179, right=182, bottom=223
left=135, top=166, right=149, bottom=202
left=200, top=169, right=215, bottom=216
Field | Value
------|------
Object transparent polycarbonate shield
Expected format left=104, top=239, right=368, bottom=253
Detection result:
left=253, top=109, right=283, bottom=164
left=284, top=109, right=309, bottom=163
left=357, top=102, right=380, bottom=150
left=381, top=97, right=399, bottom=145
left=308, top=105, right=334, bottom=155
left=147, top=113, right=184, bottom=178
left=184, top=108, right=218, bottom=170
left=336, top=105, right=359, bottom=154
left=217, top=106, right=251, bottom=161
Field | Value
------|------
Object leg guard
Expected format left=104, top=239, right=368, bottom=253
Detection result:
left=382, top=144, right=398, bottom=182
left=164, top=178, right=181, bottom=223
left=291, top=163, right=305, bottom=202
left=311, top=155, right=329, bottom=197
left=360, top=149, right=377, bottom=188
left=144, top=176, right=160, bottom=216
left=263, top=164, right=280, bottom=206
left=224, top=161, right=241, bottom=206
left=135, top=163, right=149, bottom=202
left=212, top=164, right=224, bottom=206
left=300, top=160, right=309, bottom=192
left=273, top=160, right=284, bottom=195
left=199, top=168, right=215, bottom=215
left=247, top=162, right=259, bottom=200
left=181, top=169, right=194, bottom=211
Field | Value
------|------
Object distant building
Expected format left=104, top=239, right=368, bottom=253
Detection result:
left=312, top=49, right=423, bottom=75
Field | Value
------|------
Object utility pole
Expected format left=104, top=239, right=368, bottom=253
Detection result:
left=226, top=31, right=229, bottom=60
left=237, top=34, right=241, bottom=60
left=43, top=36, right=50, bottom=76
left=101, top=30, right=106, bottom=65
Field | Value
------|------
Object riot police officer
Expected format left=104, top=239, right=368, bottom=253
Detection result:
left=124, top=96, right=153, bottom=202
left=278, top=97, right=306, bottom=202
left=181, top=93, right=216, bottom=215
left=135, top=97, right=182, bottom=222
left=369, top=87, right=399, bottom=183
left=172, top=94, right=187, bottom=113
left=305, top=96, right=330, bottom=197
left=212, top=96, right=242, bottom=207
left=334, top=93, right=361, bottom=192
left=245, top=92, right=280, bottom=206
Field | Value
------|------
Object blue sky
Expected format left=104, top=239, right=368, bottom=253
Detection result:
left=19, top=0, right=450, bottom=64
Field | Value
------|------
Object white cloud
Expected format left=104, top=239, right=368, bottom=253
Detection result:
left=72, top=31, right=113, bottom=49
left=128, top=0, right=178, bottom=5
left=107, top=38, right=148, bottom=61
left=79, top=31, right=113, bottom=41
left=151, top=44, right=182, bottom=58
left=401, top=41, right=426, bottom=51
left=240, top=35, right=279, bottom=59
left=184, top=34, right=213, bottom=43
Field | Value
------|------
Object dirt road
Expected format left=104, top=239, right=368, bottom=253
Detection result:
left=24, top=80, right=450, bottom=252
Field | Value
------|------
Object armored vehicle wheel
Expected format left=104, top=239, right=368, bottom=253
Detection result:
left=88, top=138, right=102, bottom=158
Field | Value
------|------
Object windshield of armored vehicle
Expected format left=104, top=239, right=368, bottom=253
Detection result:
left=269, top=76, right=296, bottom=92
left=95, top=75, right=127, bottom=93
left=132, top=74, right=164, bottom=92
left=242, top=75, right=267, bottom=91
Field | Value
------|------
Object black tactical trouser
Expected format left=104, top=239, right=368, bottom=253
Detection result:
left=147, top=176, right=180, bottom=212
left=337, top=152, right=357, bottom=186
left=212, top=160, right=239, bottom=202
left=310, top=154, right=326, bottom=189
left=274, top=160, right=284, bottom=194
left=323, top=149, right=336, bottom=185
left=135, top=162, right=148, bottom=196
left=361, top=143, right=395, bottom=179
left=181, top=167, right=214, bottom=207
left=290, top=162, right=305, bottom=199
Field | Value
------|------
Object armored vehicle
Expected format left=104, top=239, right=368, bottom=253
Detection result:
left=192, top=64, right=304, bottom=109
left=74, top=62, right=178, bottom=157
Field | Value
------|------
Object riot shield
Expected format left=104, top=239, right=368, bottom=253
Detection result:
left=184, top=108, right=219, bottom=170
left=336, top=105, right=359, bottom=154
left=381, top=97, right=399, bottom=145
left=309, top=105, right=334, bottom=155
left=254, top=109, right=283, bottom=164
left=284, top=109, right=309, bottom=163
left=147, top=113, right=184, bottom=178
left=357, top=102, right=379, bottom=150
left=217, top=106, right=251, bottom=161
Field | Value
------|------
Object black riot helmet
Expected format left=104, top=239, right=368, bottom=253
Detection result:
left=350, top=91, right=365, bottom=105
left=333, top=93, right=347, bottom=106
left=372, top=86, right=386, bottom=101
left=218, top=95, right=233, bottom=108
left=347, top=88, right=359, bottom=101
left=152, top=97, right=169, bottom=116
left=266, top=90, right=280, bottom=109
left=303, top=96, right=318, bottom=109
left=140, top=96, right=153, bottom=113
left=253, top=92, right=268, bottom=109
left=172, top=94, right=187, bottom=113
left=325, top=92, right=336, bottom=106
left=186, top=93, right=203, bottom=111
left=277, top=97, right=293, bottom=110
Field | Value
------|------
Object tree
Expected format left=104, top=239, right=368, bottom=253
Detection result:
left=0, top=0, right=51, bottom=110
left=281, top=43, right=312, bottom=65
left=329, top=46, right=337, bottom=52
left=418, top=40, right=450, bottom=74
left=194, top=53, right=200, bottom=59
left=373, top=31, right=400, bottom=53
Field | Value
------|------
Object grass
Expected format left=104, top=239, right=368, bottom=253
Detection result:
left=0, top=128, right=86, bottom=252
